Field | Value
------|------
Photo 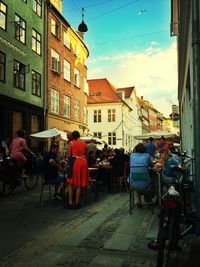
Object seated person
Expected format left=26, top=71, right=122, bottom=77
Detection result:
left=129, top=143, right=152, bottom=208
left=158, top=148, right=180, bottom=186
left=43, top=143, right=65, bottom=198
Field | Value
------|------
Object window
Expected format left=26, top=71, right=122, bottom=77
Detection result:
left=94, top=132, right=102, bottom=139
left=94, top=110, right=101, bottom=123
left=75, top=44, right=80, bottom=58
left=108, top=109, right=116, bottom=122
left=51, top=18, right=60, bottom=39
left=74, top=68, right=80, bottom=87
left=51, top=89, right=59, bottom=114
left=108, top=132, right=116, bottom=145
left=14, top=60, right=25, bottom=90
left=15, top=14, right=26, bottom=44
left=64, top=95, right=70, bottom=117
left=64, top=60, right=70, bottom=81
left=84, top=106, right=87, bottom=123
left=33, top=0, right=41, bottom=17
left=51, top=49, right=60, bottom=73
left=0, top=1, right=7, bottom=30
left=84, top=77, right=89, bottom=94
left=32, top=29, right=41, bottom=55
left=64, top=32, right=70, bottom=49
left=0, top=51, right=5, bottom=82
left=32, top=70, right=41, bottom=96
left=74, top=100, right=80, bottom=120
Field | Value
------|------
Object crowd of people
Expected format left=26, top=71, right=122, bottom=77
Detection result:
left=0, top=130, right=180, bottom=209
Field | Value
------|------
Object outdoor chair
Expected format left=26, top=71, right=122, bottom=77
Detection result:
left=84, top=167, right=99, bottom=205
left=113, top=162, right=129, bottom=192
left=129, top=172, right=154, bottom=214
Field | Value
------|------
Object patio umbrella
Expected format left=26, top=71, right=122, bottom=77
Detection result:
left=30, top=128, right=68, bottom=141
left=134, top=130, right=177, bottom=140
left=80, top=136, right=105, bottom=144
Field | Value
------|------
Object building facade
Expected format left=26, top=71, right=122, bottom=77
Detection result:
left=171, top=0, right=200, bottom=231
left=0, top=0, right=45, bottom=141
left=87, top=79, right=140, bottom=152
left=46, top=1, right=89, bottom=137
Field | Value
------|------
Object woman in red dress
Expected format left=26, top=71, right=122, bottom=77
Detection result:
left=66, top=131, right=88, bottom=209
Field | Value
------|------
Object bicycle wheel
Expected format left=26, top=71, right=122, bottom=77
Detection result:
left=24, top=172, right=38, bottom=190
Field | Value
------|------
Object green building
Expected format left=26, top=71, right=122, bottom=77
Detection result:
left=0, top=0, right=45, bottom=142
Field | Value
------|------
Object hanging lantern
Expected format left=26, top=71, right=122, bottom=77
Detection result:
left=78, top=8, right=88, bottom=33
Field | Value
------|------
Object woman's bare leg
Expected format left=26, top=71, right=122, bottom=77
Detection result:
left=67, top=183, right=73, bottom=204
left=75, top=186, right=81, bottom=204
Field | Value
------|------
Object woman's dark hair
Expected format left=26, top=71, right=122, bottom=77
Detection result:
left=134, top=143, right=146, bottom=153
left=17, top=130, right=25, bottom=137
left=72, top=130, right=80, bottom=140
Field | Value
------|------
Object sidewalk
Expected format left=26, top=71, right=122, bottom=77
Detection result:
left=0, top=184, right=159, bottom=267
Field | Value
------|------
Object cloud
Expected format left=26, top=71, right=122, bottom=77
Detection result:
left=88, top=41, right=178, bottom=117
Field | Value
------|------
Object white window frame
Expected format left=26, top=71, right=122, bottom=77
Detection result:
left=51, top=18, right=60, bottom=39
left=108, top=109, right=116, bottom=122
left=108, top=132, right=116, bottom=145
left=64, top=32, right=70, bottom=49
left=74, top=100, right=80, bottom=120
left=51, top=49, right=60, bottom=73
left=51, top=89, right=59, bottom=114
left=94, top=132, right=102, bottom=139
left=94, top=110, right=101, bottom=123
left=84, top=77, right=89, bottom=95
left=74, top=68, right=80, bottom=87
left=64, top=60, right=70, bottom=81
left=75, top=44, right=80, bottom=58
left=64, top=95, right=70, bottom=117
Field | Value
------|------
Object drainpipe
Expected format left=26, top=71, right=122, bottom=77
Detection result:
left=192, top=0, right=200, bottom=235
left=122, top=103, right=124, bottom=147
left=43, top=0, right=48, bottom=130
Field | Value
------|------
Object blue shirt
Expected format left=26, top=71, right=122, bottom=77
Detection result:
left=145, top=142, right=156, bottom=157
left=163, top=156, right=180, bottom=177
left=129, top=153, right=151, bottom=188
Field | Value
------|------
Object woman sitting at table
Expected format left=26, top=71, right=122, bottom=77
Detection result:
left=129, top=143, right=152, bottom=208
left=157, top=147, right=180, bottom=185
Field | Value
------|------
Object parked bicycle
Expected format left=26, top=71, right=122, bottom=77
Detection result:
left=148, top=152, right=196, bottom=267
left=0, top=154, right=40, bottom=196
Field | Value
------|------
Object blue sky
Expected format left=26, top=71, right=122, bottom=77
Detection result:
left=62, top=0, right=177, bottom=117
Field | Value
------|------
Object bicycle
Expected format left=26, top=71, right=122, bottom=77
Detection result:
left=148, top=153, right=195, bottom=267
left=0, top=154, right=40, bottom=196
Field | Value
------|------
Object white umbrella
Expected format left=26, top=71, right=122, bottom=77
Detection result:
left=80, top=136, right=105, bottom=144
left=30, top=128, right=68, bottom=140
left=134, top=130, right=177, bottom=140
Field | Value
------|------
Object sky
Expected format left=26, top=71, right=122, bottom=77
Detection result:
left=62, top=0, right=178, bottom=117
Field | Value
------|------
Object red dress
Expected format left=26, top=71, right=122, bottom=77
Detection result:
left=67, top=140, right=88, bottom=187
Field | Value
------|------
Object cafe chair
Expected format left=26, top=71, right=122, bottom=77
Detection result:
left=129, top=172, right=154, bottom=214
left=113, top=162, right=129, bottom=192
left=39, top=176, right=54, bottom=202
left=84, top=167, right=99, bottom=205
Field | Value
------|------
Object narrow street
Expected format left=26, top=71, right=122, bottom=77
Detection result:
left=0, top=181, right=158, bottom=267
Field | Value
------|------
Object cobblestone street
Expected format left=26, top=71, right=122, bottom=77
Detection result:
left=0, top=182, right=158, bottom=267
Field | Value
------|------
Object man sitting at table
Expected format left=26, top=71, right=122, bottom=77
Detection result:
left=43, top=143, right=65, bottom=199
